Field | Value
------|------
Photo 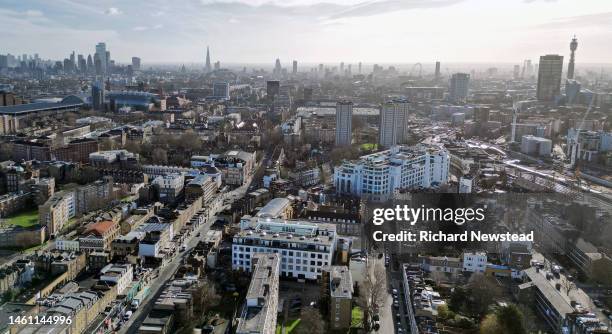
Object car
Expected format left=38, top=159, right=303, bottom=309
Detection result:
left=196, top=232, right=201, bottom=237
left=378, top=253, right=384, bottom=259
left=372, top=321, right=381, bottom=331
left=371, top=314, right=380, bottom=322
left=392, top=289, right=398, bottom=295
left=594, top=300, right=604, bottom=308
left=602, top=309, right=611, bottom=316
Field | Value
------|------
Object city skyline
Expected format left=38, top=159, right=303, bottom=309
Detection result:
left=1, top=0, right=612, bottom=64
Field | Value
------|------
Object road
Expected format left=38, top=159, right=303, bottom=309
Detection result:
left=120, top=213, right=215, bottom=334
left=370, top=252, right=408, bottom=334
left=120, top=144, right=275, bottom=333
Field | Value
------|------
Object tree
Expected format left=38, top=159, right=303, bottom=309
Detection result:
left=449, top=286, right=468, bottom=312
left=194, top=280, right=221, bottom=315
left=517, top=303, right=537, bottom=334
left=495, top=304, right=526, bottom=334
left=561, top=277, right=576, bottom=296
left=179, top=130, right=202, bottom=152
left=294, top=306, right=326, bottom=334
left=151, top=148, right=168, bottom=165
left=480, top=313, right=502, bottom=334
left=2, top=289, right=16, bottom=302
left=430, top=271, right=446, bottom=286
left=437, top=304, right=455, bottom=321
left=357, top=260, right=387, bottom=323
left=466, top=274, right=502, bottom=317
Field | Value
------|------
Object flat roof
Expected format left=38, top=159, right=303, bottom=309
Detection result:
left=238, top=254, right=280, bottom=334
left=0, top=101, right=83, bottom=115
left=523, top=267, right=574, bottom=315
left=329, top=266, right=353, bottom=299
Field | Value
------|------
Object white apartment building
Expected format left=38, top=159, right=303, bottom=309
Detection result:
left=379, top=99, right=409, bottom=148
left=463, top=251, right=487, bottom=273
left=39, top=191, right=76, bottom=237
left=232, top=216, right=337, bottom=280
left=152, top=173, right=185, bottom=203
left=521, top=135, right=552, bottom=157
left=55, top=238, right=80, bottom=252
left=334, top=145, right=450, bottom=201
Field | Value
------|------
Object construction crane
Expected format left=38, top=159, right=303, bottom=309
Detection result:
left=569, top=98, right=595, bottom=168
left=510, top=99, right=519, bottom=143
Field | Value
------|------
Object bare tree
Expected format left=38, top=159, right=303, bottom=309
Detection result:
left=430, top=271, right=446, bottom=286
left=358, top=261, right=387, bottom=321
left=294, top=306, right=326, bottom=334
left=561, top=278, right=576, bottom=296
left=194, top=279, right=221, bottom=316
left=151, top=148, right=168, bottom=165
left=467, top=273, right=502, bottom=317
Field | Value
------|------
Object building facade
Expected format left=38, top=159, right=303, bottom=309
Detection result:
left=536, top=55, right=564, bottom=101
left=378, top=99, right=409, bottom=148
left=335, top=101, right=353, bottom=146
left=232, top=217, right=337, bottom=280
left=334, top=145, right=450, bottom=201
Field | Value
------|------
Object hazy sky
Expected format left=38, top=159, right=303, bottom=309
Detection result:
left=1, top=0, right=611, bottom=65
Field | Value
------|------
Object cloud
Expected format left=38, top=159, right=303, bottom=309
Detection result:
left=25, top=10, right=44, bottom=17
left=196, top=0, right=465, bottom=21
left=326, top=0, right=465, bottom=20
left=536, top=12, right=612, bottom=30
left=133, top=24, right=164, bottom=31
left=105, top=7, right=122, bottom=15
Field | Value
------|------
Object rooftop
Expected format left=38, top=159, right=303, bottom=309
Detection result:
left=329, top=266, right=353, bottom=299
left=237, top=253, right=280, bottom=334
left=0, top=100, right=83, bottom=115
left=84, top=220, right=116, bottom=236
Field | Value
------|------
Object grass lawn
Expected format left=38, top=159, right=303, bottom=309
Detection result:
left=23, top=241, right=47, bottom=253
left=5, top=209, right=39, bottom=228
left=360, top=143, right=378, bottom=151
left=351, top=306, right=364, bottom=328
left=277, top=318, right=301, bottom=334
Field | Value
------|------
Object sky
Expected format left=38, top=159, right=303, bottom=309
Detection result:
left=1, top=0, right=612, bottom=65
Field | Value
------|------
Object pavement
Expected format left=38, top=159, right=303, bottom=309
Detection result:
left=369, top=253, right=409, bottom=334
